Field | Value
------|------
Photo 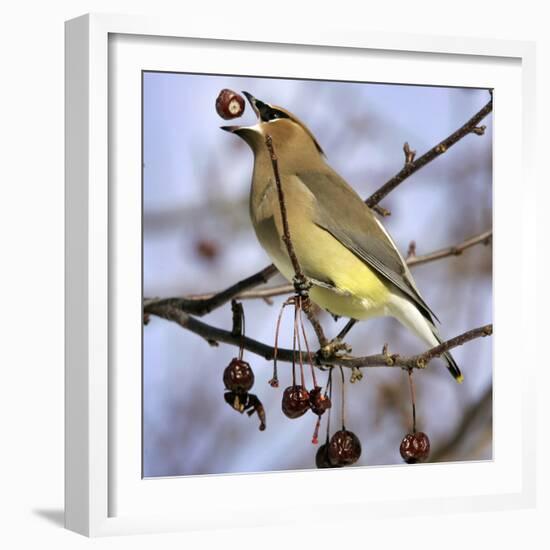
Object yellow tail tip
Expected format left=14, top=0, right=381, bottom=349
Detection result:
left=456, top=374, right=464, bottom=384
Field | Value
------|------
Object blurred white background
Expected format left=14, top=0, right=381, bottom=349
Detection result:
left=143, top=74, right=493, bottom=477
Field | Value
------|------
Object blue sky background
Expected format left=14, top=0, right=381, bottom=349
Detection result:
left=143, top=72, right=492, bottom=477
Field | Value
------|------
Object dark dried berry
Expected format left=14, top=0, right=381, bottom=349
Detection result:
left=215, top=89, right=245, bottom=120
left=223, top=358, right=254, bottom=393
left=309, top=386, right=332, bottom=416
left=315, top=443, right=342, bottom=469
left=328, top=429, right=362, bottom=466
left=281, top=385, right=310, bottom=419
left=400, top=432, right=430, bottom=464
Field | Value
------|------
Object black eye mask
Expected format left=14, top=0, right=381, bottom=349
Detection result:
left=255, top=100, right=290, bottom=122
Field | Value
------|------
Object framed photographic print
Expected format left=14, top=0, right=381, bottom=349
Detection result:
left=65, top=13, right=536, bottom=536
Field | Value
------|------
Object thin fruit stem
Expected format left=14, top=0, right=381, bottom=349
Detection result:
left=293, top=298, right=306, bottom=388
left=311, top=414, right=321, bottom=445
left=297, top=296, right=318, bottom=388
left=339, top=366, right=346, bottom=431
left=231, top=300, right=246, bottom=361
left=290, top=298, right=298, bottom=386
left=407, top=368, right=417, bottom=433
left=325, top=369, right=334, bottom=443
left=272, top=298, right=292, bottom=388
left=239, top=307, right=246, bottom=361
left=323, top=368, right=332, bottom=396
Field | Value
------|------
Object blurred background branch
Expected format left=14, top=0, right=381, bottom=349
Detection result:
left=430, top=384, right=493, bottom=462
left=145, top=229, right=492, bottom=308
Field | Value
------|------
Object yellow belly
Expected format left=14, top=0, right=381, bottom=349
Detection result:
left=308, top=285, right=386, bottom=320
left=257, top=216, right=391, bottom=320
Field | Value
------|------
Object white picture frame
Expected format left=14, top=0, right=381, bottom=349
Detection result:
left=65, top=12, right=536, bottom=537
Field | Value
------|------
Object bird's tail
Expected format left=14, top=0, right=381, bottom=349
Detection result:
left=389, top=294, right=463, bottom=383
left=433, top=330, right=463, bottom=383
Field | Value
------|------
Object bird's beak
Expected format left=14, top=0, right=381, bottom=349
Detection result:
left=220, top=125, right=242, bottom=133
left=220, top=91, right=261, bottom=134
left=242, top=91, right=261, bottom=118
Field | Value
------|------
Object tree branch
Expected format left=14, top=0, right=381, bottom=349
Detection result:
left=365, top=96, right=493, bottom=208
left=145, top=300, right=492, bottom=371
left=143, top=263, right=277, bottom=315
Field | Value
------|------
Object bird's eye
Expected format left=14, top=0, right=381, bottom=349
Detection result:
left=257, top=102, right=289, bottom=122
left=269, top=109, right=289, bottom=121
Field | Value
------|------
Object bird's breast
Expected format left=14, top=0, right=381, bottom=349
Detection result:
left=249, top=174, right=391, bottom=319
left=249, top=174, right=314, bottom=278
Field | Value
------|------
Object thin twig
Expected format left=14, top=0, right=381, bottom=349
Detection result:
left=264, top=134, right=328, bottom=347
left=365, top=96, right=493, bottom=208
left=265, top=134, right=305, bottom=282
left=407, top=230, right=492, bottom=267
left=301, top=300, right=329, bottom=347
left=372, top=204, right=392, bottom=217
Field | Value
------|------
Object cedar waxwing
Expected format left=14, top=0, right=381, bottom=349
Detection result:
left=221, top=92, right=462, bottom=382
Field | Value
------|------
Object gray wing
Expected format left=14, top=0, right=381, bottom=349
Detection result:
left=297, top=170, right=439, bottom=322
